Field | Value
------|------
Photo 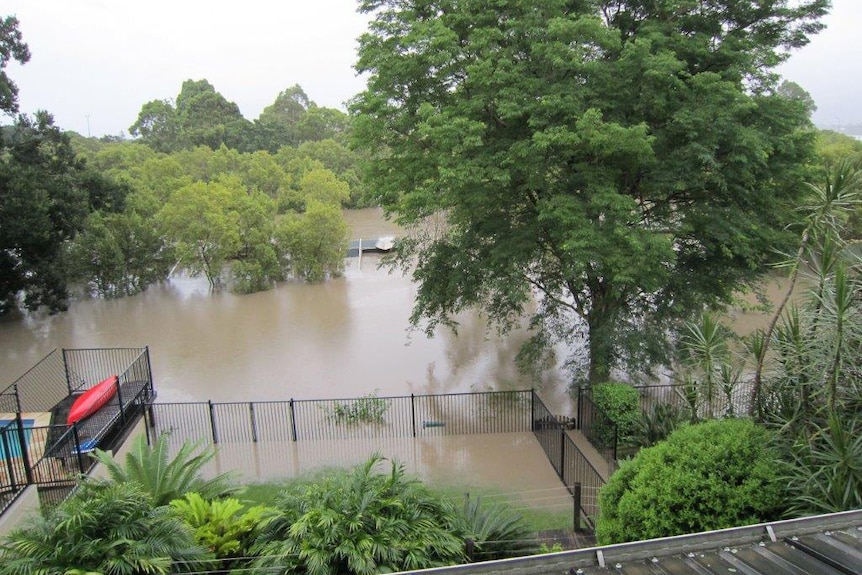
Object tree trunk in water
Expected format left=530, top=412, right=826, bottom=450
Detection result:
left=587, top=313, right=614, bottom=386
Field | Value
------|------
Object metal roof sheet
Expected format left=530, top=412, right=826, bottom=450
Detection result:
left=392, top=509, right=862, bottom=575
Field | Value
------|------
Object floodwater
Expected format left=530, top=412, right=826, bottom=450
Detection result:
left=0, top=208, right=570, bottom=408
left=0, top=208, right=575, bottom=503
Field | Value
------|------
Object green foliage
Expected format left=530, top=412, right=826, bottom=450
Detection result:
left=596, top=419, right=785, bottom=544
left=170, top=493, right=270, bottom=567
left=592, top=382, right=641, bottom=444
left=0, top=482, right=206, bottom=575
left=277, top=199, right=349, bottom=282
left=457, top=496, right=536, bottom=561
left=780, top=412, right=862, bottom=515
left=252, top=455, right=465, bottom=575
left=93, top=434, right=238, bottom=506
left=0, top=15, right=30, bottom=114
left=323, top=390, right=390, bottom=425
left=679, top=313, right=744, bottom=418
left=353, top=0, right=826, bottom=385
left=629, top=402, right=690, bottom=449
left=0, top=113, right=128, bottom=314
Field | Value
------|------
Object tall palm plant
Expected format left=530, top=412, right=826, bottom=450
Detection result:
left=0, top=482, right=208, bottom=575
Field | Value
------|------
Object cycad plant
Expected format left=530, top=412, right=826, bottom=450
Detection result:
left=93, top=433, right=238, bottom=506
left=456, top=496, right=537, bottom=561
left=252, top=455, right=464, bottom=575
left=171, top=492, right=270, bottom=570
left=0, top=482, right=207, bottom=575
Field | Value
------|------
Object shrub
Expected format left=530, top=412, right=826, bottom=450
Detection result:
left=93, top=434, right=238, bottom=506
left=0, top=482, right=206, bottom=575
left=456, top=496, right=536, bottom=561
left=629, top=402, right=690, bottom=449
left=592, top=382, right=641, bottom=443
left=252, top=455, right=464, bottom=575
left=596, top=418, right=785, bottom=544
left=170, top=493, right=270, bottom=568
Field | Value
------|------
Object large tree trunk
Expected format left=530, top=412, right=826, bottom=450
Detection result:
left=587, top=307, right=615, bottom=386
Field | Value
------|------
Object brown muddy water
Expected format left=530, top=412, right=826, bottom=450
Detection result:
left=0, top=208, right=574, bottom=500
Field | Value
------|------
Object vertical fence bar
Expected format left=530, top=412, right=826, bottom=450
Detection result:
left=15, top=412, right=34, bottom=484
left=573, top=483, right=582, bottom=531
left=576, top=386, right=583, bottom=430
left=249, top=402, right=258, bottom=443
left=62, top=349, right=73, bottom=395
left=72, top=424, right=85, bottom=475
left=208, top=400, right=219, bottom=444
left=559, top=427, right=566, bottom=483
left=289, top=399, right=297, bottom=441
left=410, top=393, right=416, bottom=437
left=1, top=426, right=17, bottom=491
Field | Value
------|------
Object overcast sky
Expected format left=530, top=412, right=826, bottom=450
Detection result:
left=3, top=0, right=859, bottom=137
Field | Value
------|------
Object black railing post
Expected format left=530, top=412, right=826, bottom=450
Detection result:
left=573, top=483, right=582, bottom=532
left=530, top=389, right=535, bottom=432
left=15, top=412, right=34, bottom=484
left=559, top=426, right=565, bottom=478
left=1, top=427, right=18, bottom=490
left=410, top=394, right=417, bottom=438
left=249, top=402, right=258, bottom=443
left=62, top=349, right=74, bottom=395
left=576, top=386, right=583, bottom=430
left=144, top=346, right=155, bottom=396
left=72, top=423, right=85, bottom=475
left=13, top=383, right=22, bottom=414
left=115, top=377, right=126, bottom=422
left=208, top=400, right=219, bottom=444
left=289, top=399, right=297, bottom=442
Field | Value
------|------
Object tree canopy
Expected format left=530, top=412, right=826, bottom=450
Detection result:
left=352, top=0, right=829, bottom=384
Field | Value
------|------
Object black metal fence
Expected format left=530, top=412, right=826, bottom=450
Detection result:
left=633, top=381, right=755, bottom=419
left=148, top=390, right=533, bottom=446
left=0, top=348, right=155, bottom=515
left=532, top=393, right=605, bottom=528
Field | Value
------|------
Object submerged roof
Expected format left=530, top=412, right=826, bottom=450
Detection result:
left=396, top=509, right=862, bottom=575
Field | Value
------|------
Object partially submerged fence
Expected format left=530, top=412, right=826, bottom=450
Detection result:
left=0, top=348, right=155, bottom=514
left=532, top=394, right=605, bottom=529
left=148, top=390, right=533, bottom=445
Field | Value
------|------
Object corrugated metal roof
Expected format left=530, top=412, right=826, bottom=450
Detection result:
left=392, top=509, right=862, bottom=575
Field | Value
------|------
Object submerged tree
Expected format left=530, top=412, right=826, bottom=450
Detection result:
left=352, top=0, right=828, bottom=384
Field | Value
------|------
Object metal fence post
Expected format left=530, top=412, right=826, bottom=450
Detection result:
left=289, top=398, right=297, bottom=442
left=249, top=402, right=258, bottom=443
left=410, top=394, right=417, bottom=437
left=72, top=423, right=85, bottom=475
left=573, top=483, right=582, bottom=532
left=15, top=412, right=34, bottom=484
left=530, top=389, right=535, bottom=432
left=559, top=426, right=565, bottom=478
left=207, top=400, right=219, bottom=444
left=1, top=427, right=18, bottom=490
left=576, top=386, right=583, bottom=430
left=62, top=349, right=74, bottom=396
left=115, top=377, right=126, bottom=423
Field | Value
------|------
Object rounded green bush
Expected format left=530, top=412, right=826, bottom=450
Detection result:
left=592, top=382, right=641, bottom=441
left=596, top=418, right=785, bottom=544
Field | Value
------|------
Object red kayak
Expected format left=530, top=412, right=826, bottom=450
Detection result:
left=67, top=375, right=119, bottom=425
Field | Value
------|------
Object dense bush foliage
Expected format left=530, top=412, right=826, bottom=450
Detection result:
left=253, top=455, right=465, bottom=575
left=170, top=493, right=270, bottom=569
left=592, top=382, right=641, bottom=444
left=0, top=482, right=206, bottom=575
left=596, top=419, right=785, bottom=544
